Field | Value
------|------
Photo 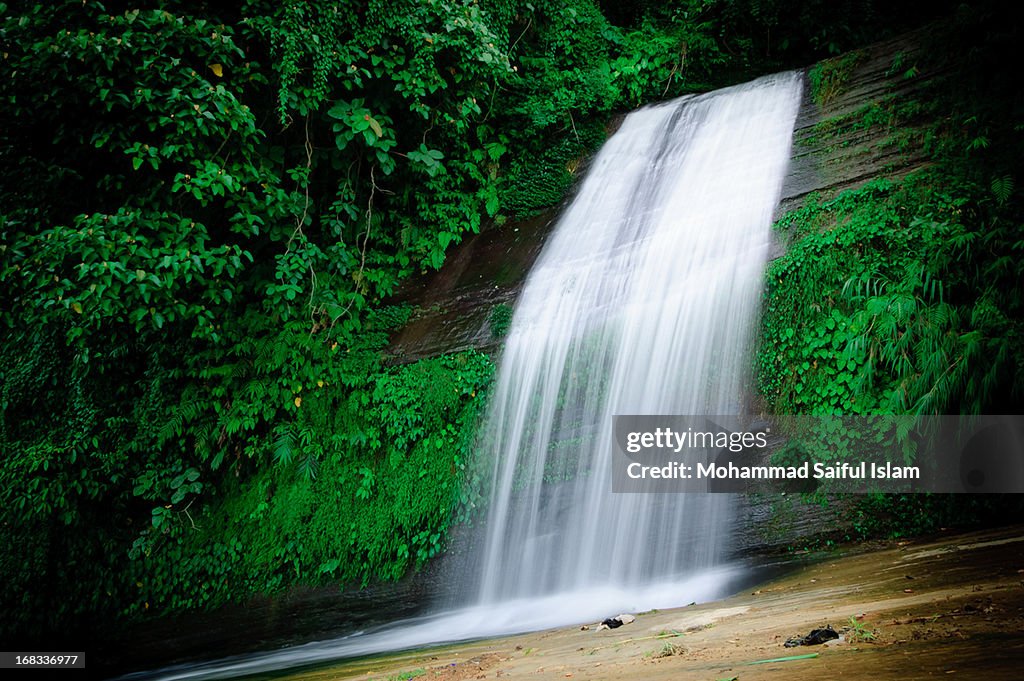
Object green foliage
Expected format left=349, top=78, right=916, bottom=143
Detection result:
left=0, top=0, right=508, bottom=638
left=844, top=615, right=877, bottom=642
left=808, top=51, right=865, bottom=106
left=652, top=642, right=685, bottom=658
left=760, top=174, right=1022, bottom=417
left=2, top=4, right=267, bottom=346
left=609, top=22, right=692, bottom=107
left=489, top=303, right=514, bottom=339
left=388, top=670, right=426, bottom=681
left=125, top=344, right=493, bottom=616
left=845, top=494, right=1024, bottom=540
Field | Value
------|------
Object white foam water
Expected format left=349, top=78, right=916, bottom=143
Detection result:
left=471, top=71, right=802, bottom=605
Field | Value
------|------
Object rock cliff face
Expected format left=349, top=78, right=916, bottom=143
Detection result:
left=386, top=26, right=943, bottom=551
left=778, top=24, right=937, bottom=218
left=387, top=209, right=556, bottom=362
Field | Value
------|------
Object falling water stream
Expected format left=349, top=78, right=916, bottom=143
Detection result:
left=473, top=70, right=802, bottom=605
left=126, top=71, right=802, bottom=681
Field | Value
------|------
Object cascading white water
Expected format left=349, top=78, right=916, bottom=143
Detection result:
left=126, top=73, right=803, bottom=681
left=472, top=71, right=803, bottom=607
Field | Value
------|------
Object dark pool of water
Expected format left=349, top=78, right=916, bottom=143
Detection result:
left=98, top=575, right=431, bottom=679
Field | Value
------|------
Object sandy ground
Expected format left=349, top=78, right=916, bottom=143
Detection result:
left=285, top=526, right=1024, bottom=680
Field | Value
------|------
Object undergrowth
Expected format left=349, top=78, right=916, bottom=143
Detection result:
left=758, top=1, right=1024, bottom=541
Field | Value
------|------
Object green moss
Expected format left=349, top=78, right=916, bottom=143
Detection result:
left=808, top=50, right=866, bottom=106
left=500, top=119, right=608, bottom=217
left=488, top=303, right=514, bottom=339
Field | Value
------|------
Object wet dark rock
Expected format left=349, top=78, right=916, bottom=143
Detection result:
left=776, top=24, right=938, bottom=221
left=386, top=210, right=556, bottom=364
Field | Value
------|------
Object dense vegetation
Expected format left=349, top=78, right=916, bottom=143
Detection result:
left=0, top=0, right=996, bottom=650
left=757, top=2, right=1024, bottom=536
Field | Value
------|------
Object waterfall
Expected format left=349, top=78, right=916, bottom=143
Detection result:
left=129, top=72, right=803, bottom=681
left=470, top=71, right=803, bottom=608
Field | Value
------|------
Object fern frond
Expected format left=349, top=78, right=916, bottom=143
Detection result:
left=991, top=174, right=1013, bottom=205
left=273, top=427, right=297, bottom=466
